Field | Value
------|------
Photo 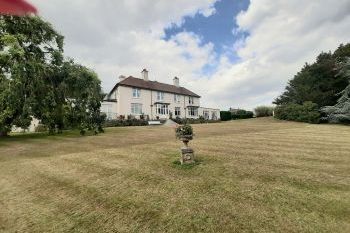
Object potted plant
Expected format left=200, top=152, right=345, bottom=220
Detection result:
left=175, top=124, right=195, bottom=164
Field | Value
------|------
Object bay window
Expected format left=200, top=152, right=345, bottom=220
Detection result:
left=188, top=107, right=198, bottom=117
left=156, top=104, right=168, bottom=115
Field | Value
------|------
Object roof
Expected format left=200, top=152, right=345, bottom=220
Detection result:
left=108, top=76, right=201, bottom=98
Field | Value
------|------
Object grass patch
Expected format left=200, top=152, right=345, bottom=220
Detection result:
left=171, top=159, right=202, bottom=169
left=0, top=118, right=349, bottom=232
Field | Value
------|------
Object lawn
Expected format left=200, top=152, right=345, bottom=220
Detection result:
left=0, top=118, right=349, bottom=232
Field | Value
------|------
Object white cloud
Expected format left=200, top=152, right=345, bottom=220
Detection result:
left=198, top=0, right=350, bottom=109
left=30, top=0, right=350, bottom=110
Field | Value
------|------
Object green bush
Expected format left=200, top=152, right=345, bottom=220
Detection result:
left=173, top=117, right=220, bottom=125
left=220, top=111, right=232, bottom=121
left=103, top=119, right=148, bottom=127
left=254, top=106, right=274, bottom=117
left=35, top=124, right=47, bottom=132
left=231, top=110, right=254, bottom=120
left=274, top=101, right=320, bottom=123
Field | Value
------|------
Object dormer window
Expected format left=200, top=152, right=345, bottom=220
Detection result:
left=132, top=88, right=140, bottom=98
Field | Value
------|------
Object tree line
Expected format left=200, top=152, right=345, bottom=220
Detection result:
left=0, top=16, right=105, bottom=136
left=274, top=43, right=350, bottom=124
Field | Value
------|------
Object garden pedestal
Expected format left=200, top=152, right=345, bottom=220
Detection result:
left=180, top=146, right=194, bottom=164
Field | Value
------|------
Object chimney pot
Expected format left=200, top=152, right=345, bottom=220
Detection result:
left=119, top=75, right=126, bottom=82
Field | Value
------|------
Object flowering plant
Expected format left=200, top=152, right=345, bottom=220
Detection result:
left=175, top=124, right=193, bottom=140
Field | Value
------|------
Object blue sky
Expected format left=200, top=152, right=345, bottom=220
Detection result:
left=164, top=0, right=250, bottom=66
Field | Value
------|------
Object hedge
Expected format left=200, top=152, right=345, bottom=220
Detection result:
left=274, top=101, right=320, bottom=124
left=254, top=106, right=274, bottom=117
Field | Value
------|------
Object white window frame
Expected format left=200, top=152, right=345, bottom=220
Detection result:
left=156, top=104, right=168, bottom=115
left=132, top=88, right=140, bottom=98
left=131, top=103, right=142, bottom=115
left=157, top=91, right=164, bottom=101
left=174, top=94, right=180, bottom=103
left=188, top=107, right=198, bottom=116
left=188, top=96, right=194, bottom=104
left=175, top=107, right=181, bottom=116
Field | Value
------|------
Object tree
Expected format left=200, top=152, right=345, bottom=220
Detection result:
left=61, top=61, right=105, bottom=135
left=274, top=44, right=350, bottom=107
left=322, top=59, right=350, bottom=123
left=0, top=15, right=64, bottom=136
left=254, top=106, right=274, bottom=117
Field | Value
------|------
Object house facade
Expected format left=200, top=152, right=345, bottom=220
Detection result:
left=102, top=69, right=220, bottom=120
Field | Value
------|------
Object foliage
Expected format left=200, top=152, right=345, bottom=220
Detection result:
left=231, top=109, right=254, bottom=120
left=274, top=44, right=350, bottom=107
left=254, top=106, right=274, bottom=117
left=322, top=59, right=350, bottom=124
left=175, top=124, right=193, bottom=140
left=173, top=117, right=220, bottom=125
left=0, top=16, right=104, bottom=136
left=0, top=15, right=63, bottom=136
left=220, top=111, right=232, bottom=121
left=274, top=101, right=320, bottom=123
left=103, top=118, right=148, bottom=127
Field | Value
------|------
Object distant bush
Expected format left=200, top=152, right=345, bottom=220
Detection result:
left=173, top=117, right=220, bottom=125
left=103, top=119, right=148, bottom=127
left=220, top=111, right=232, bottom=121
left=274, top=101, right=320, bottom=123
left=35, top=124, right=47, bottom=132
left=231, top=109, right=254, bottom=120
left=254, top=106, right=274, bottom=117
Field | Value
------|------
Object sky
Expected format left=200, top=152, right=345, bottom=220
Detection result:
left=30, top=0, right=350, bottom=110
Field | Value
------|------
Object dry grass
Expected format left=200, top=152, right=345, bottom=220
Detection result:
left=0, top=118, right=349, bottom=232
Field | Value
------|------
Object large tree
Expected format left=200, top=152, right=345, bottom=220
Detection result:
left=322, top=59, right=350, bottom=123
left=0, top=15, right=64, bottom=136
left=274, top=44, right=350, bottom=107
left=0, top=16, right=105, bottom=136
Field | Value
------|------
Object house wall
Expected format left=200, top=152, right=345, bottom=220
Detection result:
left=198, top=107, right=221, bottom=120
left=102, top=85, right=201, bottom=120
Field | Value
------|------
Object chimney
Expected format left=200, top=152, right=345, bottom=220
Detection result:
left=173, top=76, right=179, bottom=87
left=141, top=68, right=149, bottom=81
left=119, top=75, right=126, bottom=82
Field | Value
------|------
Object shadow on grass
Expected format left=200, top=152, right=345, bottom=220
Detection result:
left=0, top=130, right=97, bottom=144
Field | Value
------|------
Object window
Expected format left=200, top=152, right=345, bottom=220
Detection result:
left=156, top=104, right=168, bottom=115
left=132, top=88, right=140, bottom=98
left=212, top=111, right=217, bottom=120
left=157, top=91, right=164, bottom=101
left=174, top=94, right=180, bottom=103
left=203, top=110, right=209, bottom=120
left=175, top=107, right=181, bottom=116
left=188, top=107, right=198, bottom=116
left=131, top=103, right=142, bottom=114
left=188, top=96, right=194, bottom=104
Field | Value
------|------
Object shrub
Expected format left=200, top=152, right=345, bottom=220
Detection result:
left=254, top=106, right=274, bottom=117
left=173, top=117, right=220, bottom=125
left=35, top=124, right=47, bottom=132
left=103, top=119, right=148, bottom=127
left=231, top=109, right=254, bottom=120
left=175, top=124, right=193, bottom=139
left=274, top=101, right=320, bottom=123
left=220, top=111, right=232, bottom=121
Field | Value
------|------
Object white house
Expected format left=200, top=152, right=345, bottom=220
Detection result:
left=101, top=69, right=220, bottom=120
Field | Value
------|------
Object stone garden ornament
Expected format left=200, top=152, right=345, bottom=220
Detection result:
left=175, top=124, right=195, bottom=164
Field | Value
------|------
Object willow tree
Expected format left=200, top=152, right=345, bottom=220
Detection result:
left=0, top=15, right=63, bottom=136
